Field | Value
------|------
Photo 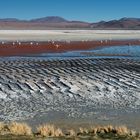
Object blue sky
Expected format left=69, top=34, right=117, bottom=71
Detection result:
left=0, top=0, right=139, bottom=22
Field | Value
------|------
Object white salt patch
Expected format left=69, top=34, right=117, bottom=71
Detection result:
left=0, top=30, right=140, bottom=41
left=0, top=91, right=7, bottom=99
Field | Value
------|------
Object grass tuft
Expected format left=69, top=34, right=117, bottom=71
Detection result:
left=8, top=122, right=32, bottom=136
left=0, top=122, right=5, bottom=132
left=54, top=128, right=64, bottom=137
left=79, top=127, right=89, bottom=135
left=36, top=124, right=64, bottom=137
left=87, top=125, right=134, bottom=136
left=115, top=125, right=130, bottom=136
left=68, top=129, right=77, bottom=136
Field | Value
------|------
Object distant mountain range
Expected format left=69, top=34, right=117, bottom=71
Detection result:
left=0, top=16, right=140, bottom=29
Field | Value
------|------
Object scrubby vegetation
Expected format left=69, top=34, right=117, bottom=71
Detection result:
left=8, top=122, right=32, bottom=136
left=36, top=124, right=64, bottom=137
left=0, top=122, right=139, bottom=139
left=0, top=122, right=32, bottom=136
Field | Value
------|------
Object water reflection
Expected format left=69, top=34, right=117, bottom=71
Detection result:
left=92, top=45, right=140, bottom=56
left=39, top=45, right=140, bottom=57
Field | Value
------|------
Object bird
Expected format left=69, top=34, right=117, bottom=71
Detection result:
left=55, top=44, right=60, bottom=49
left=66, top=40, right=71, bottom=43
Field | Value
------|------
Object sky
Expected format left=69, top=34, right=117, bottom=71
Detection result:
left=0, top=0, right=139, bottom=22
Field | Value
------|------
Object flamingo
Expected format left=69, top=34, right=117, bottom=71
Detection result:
left=55, top=44, right=60, bottom=49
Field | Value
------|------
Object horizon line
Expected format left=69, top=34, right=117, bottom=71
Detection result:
left=0, top=16, right=139, bottom=23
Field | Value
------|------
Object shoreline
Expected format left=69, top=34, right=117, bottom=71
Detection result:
left=0, top=40, right=140, bottom=56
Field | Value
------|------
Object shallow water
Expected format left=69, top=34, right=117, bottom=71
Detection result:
left=0, top=45, right=140, bottom=60
left=22, top=45, right=140, bottom=59
left=93, top=45, right=140, bottom=56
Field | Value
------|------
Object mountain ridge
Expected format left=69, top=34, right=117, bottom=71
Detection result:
left=0, top=16, right=139, bottom=29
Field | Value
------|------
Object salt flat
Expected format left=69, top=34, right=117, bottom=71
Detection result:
left=0, top=57, right=140, bottom=130
left=0, top=30, right=140, bottom=41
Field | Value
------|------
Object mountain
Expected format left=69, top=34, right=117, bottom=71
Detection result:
left=0, top=16, right=90, bottom=29
left=30, top=16, right=67, bottom=23
left=0, top=16, right=139, bottom=29
left=0, top=18, right=21, bottom=22
left=90, top=17, right=140, bottom=29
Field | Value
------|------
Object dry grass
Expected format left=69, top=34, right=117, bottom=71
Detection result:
left=8, top=122, right=32, bottom=136
left=0, top=122, right=5, bottom=132
left=90, top=125, right=114, bottom=134
left=0, top=122, right=138, bottom=139
left=54, top=128, right=64, bottom=137
left=68, top=129, right=77, bottom=136
left=88, top=125, right=137, bottom=137
left=115, top=125, right=130, bottom=136
left=36, top=124, right=64, bottom=137
left=79, top=127, right=89, bottom=134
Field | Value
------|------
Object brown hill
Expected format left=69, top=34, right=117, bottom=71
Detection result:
left=90, top=18, right=140, bottom=29
left=0, top=16, right=139, bottom=29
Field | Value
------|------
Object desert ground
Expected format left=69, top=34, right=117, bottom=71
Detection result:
left=0, top=30, right=140, bottom=139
